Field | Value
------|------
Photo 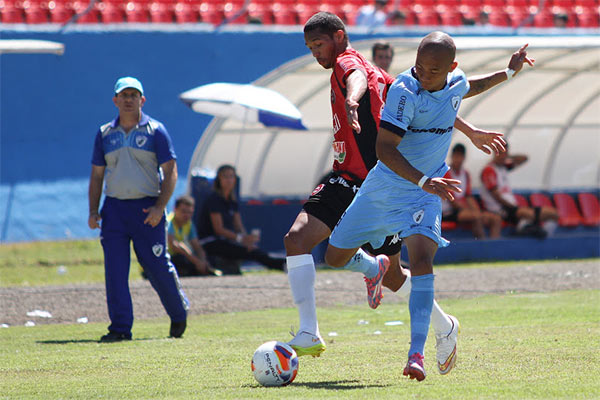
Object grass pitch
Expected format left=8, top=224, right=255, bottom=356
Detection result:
left=1, top=290, right=599, bottom=399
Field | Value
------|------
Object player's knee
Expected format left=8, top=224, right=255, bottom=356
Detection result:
left=284, top=230, right=306, bottom=255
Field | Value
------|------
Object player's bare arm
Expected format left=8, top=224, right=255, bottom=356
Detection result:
left=144, top=159, right=177, bottom=227
left=88, top=164, right=105, bottom=229
left=464, top=44, right=534, bottom=99
left=344, top=69, right=368, bottom=133
left=376, top=127, right=461, bottom=201
left=454, top=116, right=506, bottom=155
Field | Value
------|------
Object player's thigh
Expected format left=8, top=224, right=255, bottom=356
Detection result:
left=516, top=206, right=535, bottom=220
left=284, top=211, right=331, bottom=255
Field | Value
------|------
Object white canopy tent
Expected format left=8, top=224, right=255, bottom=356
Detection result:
left=0, top=39, right=65, bottom=55
left=188, top=36, right=600, bottom=198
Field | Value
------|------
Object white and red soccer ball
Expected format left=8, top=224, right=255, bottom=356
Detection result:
left=251, top=341, right=299, bottom=387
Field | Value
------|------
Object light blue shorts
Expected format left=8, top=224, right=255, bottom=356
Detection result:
left=329, top=173, right=449, bottom=250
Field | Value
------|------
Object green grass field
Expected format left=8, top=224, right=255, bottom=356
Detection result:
left=2, top=241, right=599, bottom=398
left=2, top=290, right=599, bottom=399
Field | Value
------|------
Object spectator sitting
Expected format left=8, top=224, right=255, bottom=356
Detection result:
left=442, top=144, right=502, bottom=239
left=197, top=164, right=286, bottom=274
left=480, top=144, right=559, bottom=238
left=387, top=10, right=407, bottom=26
left=372, top=40, right=394, bottom=73
left=553, top=12, right=568, bottom=28
left=167, top=195, right=222, bottom=277
left=355, top=0, right=388, bottom=29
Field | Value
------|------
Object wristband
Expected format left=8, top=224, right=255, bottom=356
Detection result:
left=505, top=68, right=515, bottom=80
left=236, top=233, right=242, bottom=243
left=417, top=175, right=429, bottom=188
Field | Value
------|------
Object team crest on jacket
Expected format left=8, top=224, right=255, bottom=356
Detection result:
left=451, top=96, right=461, bottom=111
left=135, top=134, right=147, bottom=147
left=413, top=209, right=425, bottom=224
left=311, top=184, right=325, bottom=196
left=333, top=141, right=346, bottom=163
left=152, top=243, right=164, bottom=257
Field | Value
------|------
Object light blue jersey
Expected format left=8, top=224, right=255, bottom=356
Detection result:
left=330, top=67, right=469, bottom=250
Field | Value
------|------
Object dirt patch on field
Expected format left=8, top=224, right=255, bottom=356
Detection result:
left=1, top=260, right=598, bottom=327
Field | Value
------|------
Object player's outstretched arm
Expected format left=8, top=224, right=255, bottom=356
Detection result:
left=464, top=44, right=535, bottom=99
left=344, top=70, right=368, bottom=134
left=454, top=116, right=506, bottom=155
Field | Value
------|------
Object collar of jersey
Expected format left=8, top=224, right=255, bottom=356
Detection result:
left=110, top=112, right=150, bottom=129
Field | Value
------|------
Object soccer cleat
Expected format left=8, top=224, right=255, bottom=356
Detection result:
left=99, top=331, right=132, bottom=343
left=403, top=352, right=426, bottom=381
left=364, top=255, right=390, bottom=309
left=288, top=330, right=326, bottom=358
left=436, top=315, right=460, bottom=375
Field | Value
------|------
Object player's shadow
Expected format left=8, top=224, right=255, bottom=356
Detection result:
left=293, top=380, right=389, bottom=390
left=37, top=338, right=157, bottom=345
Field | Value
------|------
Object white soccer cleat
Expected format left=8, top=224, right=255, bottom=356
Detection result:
left=288, top=330, right=326, bottom=357
left=435, top=315, right=460, bottom=375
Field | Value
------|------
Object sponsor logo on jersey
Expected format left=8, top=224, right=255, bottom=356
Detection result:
left=152, top=243, right=164, bottom=257
left=311, top=184, right=325, bottom=196
left=333, top=114, right=341, bottom=135
left=413, top=209, right=425, bottom=224
left=333, top=141, right=346, bottom=163
left=408, top=126, right=453, bottom=135
left=396, top=95, right=407, bottom=121
left=451, top=96, right=461, bottom=110
left=135, top=134, right=147, bottom=147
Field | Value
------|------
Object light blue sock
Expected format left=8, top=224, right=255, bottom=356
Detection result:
left=341, top=249, right=380, bottom=278
left=408, top=274, right=435, bottom=357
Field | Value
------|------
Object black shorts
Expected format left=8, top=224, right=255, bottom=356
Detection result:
left=501, top=205, right=520, bottom=224
left=303, top=173, right=402, bottom=256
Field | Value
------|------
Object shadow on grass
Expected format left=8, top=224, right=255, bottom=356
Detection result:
left=245, top=380, right=389, bottom=390
left=37, top=337, right=161, bottom=345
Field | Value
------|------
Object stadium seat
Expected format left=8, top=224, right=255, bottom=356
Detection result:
left=442, top=221, right=458, bottom=230
left=529, top=193, right=554, bottom=208
left=98, top=2, right=125, bottom=23
left=575, top=7, right=599, bottom=26
left=198, top=2, right=224, bottom=24
left=245, top=199, right=265, bottom=205
left=514, top=193, right=530, bottom=208
left=223, top=1, right=248, bottom=24
left=533, top=9, right=555, bottom=26
left=174, top=2, right=198, bottom=23
left=577, top=193, right=600, bottom=226
left=553, top=193, right=583, bottom=227
left=148, top=2, right=173, bottom=23
left=247, top=2, right=273, bottom=24
left=23, top=0, right=49, bottom=23
left=47, top=0, right=74, bottom=23
left=487, top=8, right=510, bottom=25
left=0, top=0, right=25, bottom=22
left=71, top=1, right=100, bottom=23
left=271, top=2, right=297, bottom=24
left=125, top=2, right=149, bottom=22
left=439, top=9, right=464, bottom=25
left=415, top=10, right=440, bottom=25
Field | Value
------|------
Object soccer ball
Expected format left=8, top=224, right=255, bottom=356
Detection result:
left=251, top=341, right=299, bottom=387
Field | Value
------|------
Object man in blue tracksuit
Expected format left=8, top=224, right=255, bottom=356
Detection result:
left=88, top=77, right=189, bottom=342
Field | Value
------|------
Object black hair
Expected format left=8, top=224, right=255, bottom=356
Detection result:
left=372, top=41, right=394, bottom=59
left=304, top=12, right=346, bottom=38
left=452, top=143, right=466, bottom=155
left=175, top=195, right=195, bottom=209
left=418, top=31, right=456, bottom=64
left=214, top=164, right=237, bottom=201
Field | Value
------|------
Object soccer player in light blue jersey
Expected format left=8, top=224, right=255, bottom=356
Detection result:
left=324, top=32, right=534, bottom=381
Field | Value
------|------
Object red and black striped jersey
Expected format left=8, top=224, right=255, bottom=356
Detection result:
left=330, top=48, right=394, bottom=182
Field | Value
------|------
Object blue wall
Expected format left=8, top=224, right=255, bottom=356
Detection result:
left=0, top=29, right=310, bottom=241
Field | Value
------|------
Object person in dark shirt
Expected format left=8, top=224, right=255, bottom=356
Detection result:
left=198, top=164, right=285, bottom=274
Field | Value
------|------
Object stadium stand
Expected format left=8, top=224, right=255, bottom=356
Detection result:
left=530, top=192, right=554, bottom=209
left=0, top=0, right=598, bottom=26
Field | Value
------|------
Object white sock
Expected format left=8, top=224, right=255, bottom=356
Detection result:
left=342, top=248, right=380, bottom=278
left=543, top=220, right=558, bottom=236
left=286, top=254, right=319, bottom=336
left=397, top=270, right=453, bottom=335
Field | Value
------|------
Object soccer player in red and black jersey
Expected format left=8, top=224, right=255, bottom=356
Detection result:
left=283, top=12, right=502, bottom=368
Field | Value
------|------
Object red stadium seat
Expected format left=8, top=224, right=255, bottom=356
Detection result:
left=23, top=0, right=49, bottom=23
left=533, top=9, right=555, bottom=26
left=149, top=2, right=173, bottom=23
left=47, top=0, right=74, bottom=23
left=439, top=8, right=464, bottom=24
left=245, top=199, right=265, bottom=205
left=442, top=221, right=458, bottom=230
left=272, top=3, right=297, bottom=24
left=553, top=193, right=583, bottom=227
left=575, top=7, right=599, bottom=26
left=272, top=198, right=291, bottom=205
left=514, top=193, right=530, bottom=208
left=0, top=0, right=25, bottom=22
left=198, top=2, right=224, bottom=23
left=508, top=10, right=532, bottom=26
left=125, top=2, right=149, bottom=22
left=73, top=1, right=101, bottom=23
left=529, top=193, right=554, bottom=208
left=98, top=2, right=125, bottom=23
left=487, top=8, right=510, bottom=25
left=415, top=10, right=440, bottom=25
left=223, top=1, right=247, bottom=24
left=577, top=193, right=600, bottom=226
left=174, top=2, right=198, bottom=23
left=247, top=2, right=273, bottom=24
